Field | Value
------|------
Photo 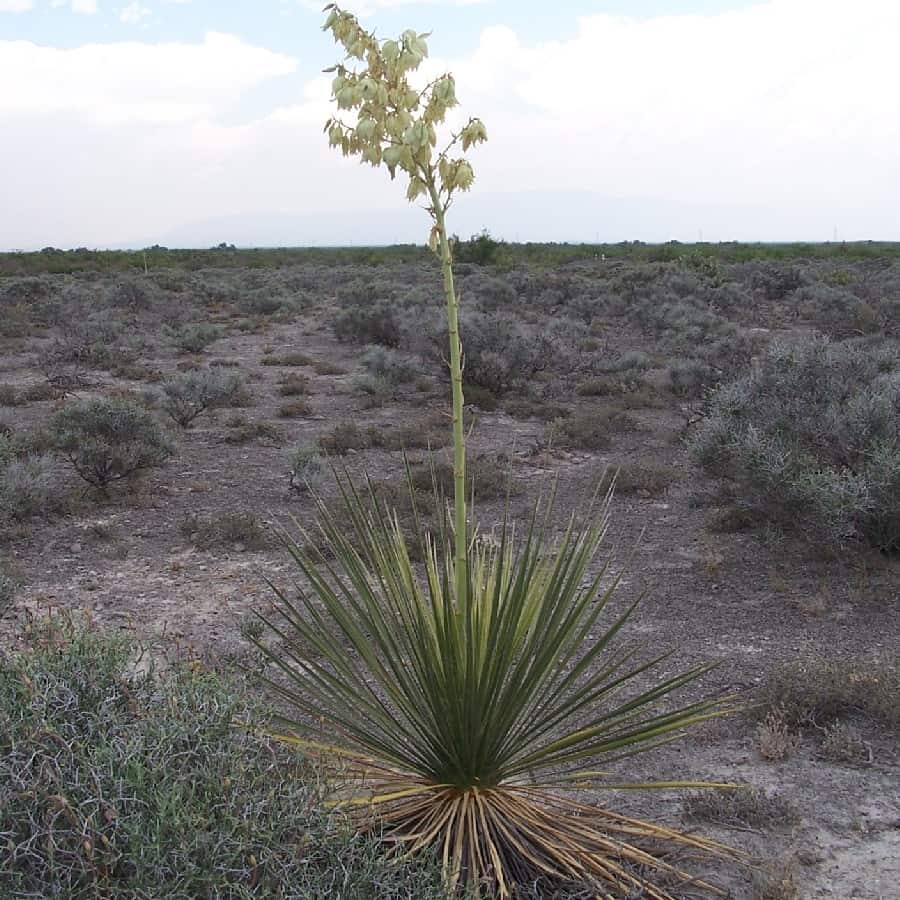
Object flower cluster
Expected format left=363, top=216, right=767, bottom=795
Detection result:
left=322, top=4, right=487, bottom=217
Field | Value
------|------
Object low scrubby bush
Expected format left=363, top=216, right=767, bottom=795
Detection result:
left=547, top=406, right=638, bottom=451
left=0, top=453, right=57, bottom=521
left=360, top=345, right=416, bottom=384
left=161, top=370, right=247, bottom=427
left=691, top=336, right=900, bottom=551
left=289, top=444, right=326, bottom=494
left=0, top=617, right=451, bottom=898
left=166, top=322, right=223, bottom=353
left=180, top=511, right=269, bottom=550
left=332, top=285, right=403, bottom=347
left=49, top=398, right=172, bottom=488
left=427, top=312, right=553, bottom=395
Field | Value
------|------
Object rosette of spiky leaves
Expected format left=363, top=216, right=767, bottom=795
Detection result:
left=249, top=476, right=742, bottom=899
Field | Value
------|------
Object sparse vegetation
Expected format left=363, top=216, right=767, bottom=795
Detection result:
left=682, top=785, right=800, bottom=830
left=180, top=511, right=270, bottom=551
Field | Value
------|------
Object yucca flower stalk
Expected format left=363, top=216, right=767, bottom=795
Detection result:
left=249, top=5, right=744, bottom=897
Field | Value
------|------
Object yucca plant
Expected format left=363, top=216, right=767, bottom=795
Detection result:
left=250, top=5, right=742, bottom=897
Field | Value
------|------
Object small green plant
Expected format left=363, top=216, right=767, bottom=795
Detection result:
left=289, top=444, right=326, bottom=494
left=161, top=370, right=247, bottom=428
left=49, top=398, right=172, bottom=489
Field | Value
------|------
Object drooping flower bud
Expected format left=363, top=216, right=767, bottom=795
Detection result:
left=453, top=160, right=475, bottom=190
left=356, top=118, right=377, bottom=141
left=461, top=119, right=488, bottom=151
left=432, top=76, right=457, bottom=107
left=406, top=176, right=427, bottom=201
left=327, top=123, right=344, bottom=147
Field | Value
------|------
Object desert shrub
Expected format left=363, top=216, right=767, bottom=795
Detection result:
left=277, top=372, right=310, bottom=396
left=408, top=453, right=520, bottom=500
left=108, top=278, right=151, bottom=309
left=22, top=381, right=61, bottom=402
left=278, top=398, right=312, bottom=419
left=0, top=570, right=15, bottom=617
left=289, top=445, right=326, bottom=494
left=180, top=511, right=270, bottom=550
left=37, top=316, right=137, bottom=383
left=0, top=427, right=13, bottom=468
left=595, top=350, right=651, bottom=374
left=360, top=345, right=416, bottom=384
left=747, top=262, right=804, bottom=300
left=333, top=303, right=402, bottom=347
left=603, top=462, right=679, bottom=497
left=667, top=358, right=718, bottom=398
left=311, top=358, right=347, bottom=376
left=690, top=336, right=900, bottom=551
left=0, top=616, right=451, bottom=899
left=0, top=302, right=33, bottom=338
left=49, top=398, right=172, bottom=488
left=0, top=453, right=57, bottom=521
left=459, top=272, right=516, bottom=309
left=261, top=350, right=313, bottom=367
left=427, top=312, right=552, bottom=395
left=758, top=657, right=899, bottom=733
left=161, top=370, right=247, bottom=427
left=222, top=420, right=283, bottom=446
left=547, top=406, right=638, bottom=451
left=0, top=384, right=21, bottom=406
left=681, top=786, right=799, bottom=831
left=317, top=422, right=382, bottom=455
left=166, top=322, right=223, bottom=353
left=794, top=283, right=880, bottom=337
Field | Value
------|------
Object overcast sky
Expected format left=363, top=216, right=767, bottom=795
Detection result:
left=1, top=0, right=898, bottom=249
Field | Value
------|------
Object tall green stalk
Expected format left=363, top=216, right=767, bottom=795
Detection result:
left=428, top=181, right=467, bottom=608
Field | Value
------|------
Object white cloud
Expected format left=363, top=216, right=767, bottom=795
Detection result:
left=1, top=0, right=899, bottom=248
left=50, top=0, right=100, bottom=12
left=119, top=1, right=150, bottom=25
left=0, top=0, right=34, bottom=12
left=0, top=33, right=296, bottom=123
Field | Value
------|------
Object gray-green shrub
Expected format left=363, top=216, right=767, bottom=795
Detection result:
left=691, top=335, right=900, bottom=551
left=0, top=453, right=57, bottom=520
left=166, top=322, right=223, bottom=353
left=161, top=370, right=246, bottom=427
left=49, top=398, right=172, bottom=488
